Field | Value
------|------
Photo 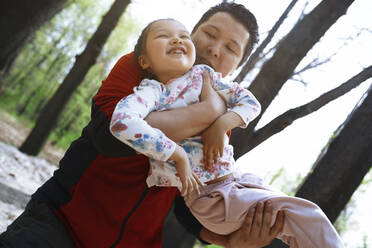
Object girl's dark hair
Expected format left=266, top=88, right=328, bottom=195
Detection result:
left=133, top=18, right=177, bottom=79
left=134, top=18, right=176, bottom=60
left=192, top=2, right=259, bottom=67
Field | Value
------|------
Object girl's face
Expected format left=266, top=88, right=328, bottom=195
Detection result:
left=139, top=19, right=196, bottom=84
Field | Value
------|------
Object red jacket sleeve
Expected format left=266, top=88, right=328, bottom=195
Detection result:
left=94, top=52, right=145, bottom=119
left=84, top=52, right=146, bottom=157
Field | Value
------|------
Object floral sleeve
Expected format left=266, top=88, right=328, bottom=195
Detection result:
left=195, top=65, right=261, bottom=128
left=110, top=79, right=176, bottom=161
left=215, top=80, right=261, bottom=127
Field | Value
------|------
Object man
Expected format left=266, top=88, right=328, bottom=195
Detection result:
left=0, top=3, right=283, bottom=248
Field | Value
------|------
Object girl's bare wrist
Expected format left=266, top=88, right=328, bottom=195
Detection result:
left=169, top=145, right=187, bottom=163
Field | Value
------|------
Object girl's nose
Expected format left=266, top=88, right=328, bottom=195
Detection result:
left=171, top=37, right=183, bottom=44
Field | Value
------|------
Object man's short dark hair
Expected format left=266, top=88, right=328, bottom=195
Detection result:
left=192, top=2, right=259, bottom=67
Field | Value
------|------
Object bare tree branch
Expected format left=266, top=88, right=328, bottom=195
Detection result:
left=293, top=56, right=332, bottom=76
left=230, top=0, right=356, bottom=159
left=299, top=1, right=310, bottom=19
left=234, top=0, right=299, bottom=82
left=290, top=76, right=309, bottom=86
left=295, top=83, right=372, bottom=223
left=243, top=65, right=372, bottom=154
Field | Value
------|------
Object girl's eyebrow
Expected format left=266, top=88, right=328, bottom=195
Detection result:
left=152, top=27, right=189, bottom=35
left=152, top=28, right=169, bottom=33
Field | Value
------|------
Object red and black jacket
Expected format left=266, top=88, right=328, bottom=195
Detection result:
left=32, top=53, right=200, bottom=247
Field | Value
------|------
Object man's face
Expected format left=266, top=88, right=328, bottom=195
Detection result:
left=192, top=12, right=249, bottom=78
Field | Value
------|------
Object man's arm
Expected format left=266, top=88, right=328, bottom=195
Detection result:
left=91, top=54, right=224, bottom=156
left=146, top=71, right=225, bottom=142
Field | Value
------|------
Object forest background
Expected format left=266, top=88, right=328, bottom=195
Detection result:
left=0, top=0, right=371, bottom=247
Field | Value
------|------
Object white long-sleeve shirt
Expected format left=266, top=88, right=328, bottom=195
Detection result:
left=110, top=65, right=261, bottom=189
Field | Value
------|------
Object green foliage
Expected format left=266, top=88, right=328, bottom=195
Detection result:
left=362, top=235, right=369, bottom=248
left=193, top=240, right=221, bottom=248
left=333, top=199, right=357, bottom=235
left=0, top=0, right=140, bottom=150
left=264, top=167, right=304, bottom=196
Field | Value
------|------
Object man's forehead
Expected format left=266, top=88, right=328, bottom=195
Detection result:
left=202, top=13, right=249, bottom=46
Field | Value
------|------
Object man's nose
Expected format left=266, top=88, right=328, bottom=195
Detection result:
left=208, top=43, right=221, bottom=58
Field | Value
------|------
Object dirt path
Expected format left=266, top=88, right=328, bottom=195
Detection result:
left=0, top=111, right=64, bottom=165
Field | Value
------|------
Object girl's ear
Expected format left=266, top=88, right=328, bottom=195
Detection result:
left=138, top=55, right=150, bottom=70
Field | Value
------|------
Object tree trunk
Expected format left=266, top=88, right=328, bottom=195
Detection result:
left=164, top=1, right=356, bottom=247
left=19, top=0, right=132, bottom=155
left=234, top=0, right=299, bottom=83
left=241, top=66, right=372, bottom=155
left=231, top=0, right=355, bottom=159
left=265, top=83, right=372, bottom=248
left=0, top=0, right=67, bottom=82
left=295, top=83, right=372, bottom=223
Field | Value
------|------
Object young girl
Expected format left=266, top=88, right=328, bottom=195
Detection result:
left=110, top=18, right=343, bottom=248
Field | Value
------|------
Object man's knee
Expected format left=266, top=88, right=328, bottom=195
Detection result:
left=0, top=199, right=76, bottom=248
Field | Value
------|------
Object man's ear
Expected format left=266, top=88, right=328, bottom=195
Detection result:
left=138, top=55, right=150, bottom=70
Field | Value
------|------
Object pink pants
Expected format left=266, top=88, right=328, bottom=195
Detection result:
left=184, top=173, right=343, bottom=248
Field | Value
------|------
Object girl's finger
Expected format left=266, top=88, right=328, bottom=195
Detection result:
left=202, top=71, right=211, bottom=84
left=191, top=177, right=200, bottom=195
left=219, top=145, right=224, bottom=159
left=213, top=150, right=219, bottom=165
left=187, top=179, right=194, bottom=198
left=193, top=172, right=204, bottom=186
left=181, top=180, right=188, bottom=197
left=206, top=151, right=213, bottom=170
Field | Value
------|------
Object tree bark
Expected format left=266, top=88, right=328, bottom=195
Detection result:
left=295, top=83, right=372, bottom=223
left=164, top=1, right=356, bottom=247
left=231, top=0, right=355, bottom=159
left=265, top=82, right=372, bottom=248
left=240, top=66, right=372, bottom=155
left=234, top=0, right=299, bottom=83
left=0, top=0, right=67, bottom=82
left=19, top=0, right=131, bottom=155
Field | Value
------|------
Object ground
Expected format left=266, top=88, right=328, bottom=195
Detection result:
left=0, top=111, right=64, bottom=165
left=0, top=111, right=64, bottom=232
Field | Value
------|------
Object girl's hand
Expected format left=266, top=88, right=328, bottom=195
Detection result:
left=170, top=146, right=203, bottom=197
left=202, top=119, right=228, bottom=171
left=202, top=111, right=245, bottom=171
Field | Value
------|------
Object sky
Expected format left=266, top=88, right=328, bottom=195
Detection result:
left=105, top=0, right=372, bottom=246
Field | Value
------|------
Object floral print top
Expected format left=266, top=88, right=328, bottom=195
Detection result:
left=110, top=65, right=261, bottom=189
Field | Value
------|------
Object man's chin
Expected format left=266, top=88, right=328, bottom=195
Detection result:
left=195, top=57, right=213, bottom=69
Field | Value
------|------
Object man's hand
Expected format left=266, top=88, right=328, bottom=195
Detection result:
left=198, top=201, right=284, bottom=247
left=226, top=201, right=285, bottom=248
left=144, top=71, right=225, bottom=142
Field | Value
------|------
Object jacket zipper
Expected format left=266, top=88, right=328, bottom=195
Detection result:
left=110, top=187, right=149, bottom=248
